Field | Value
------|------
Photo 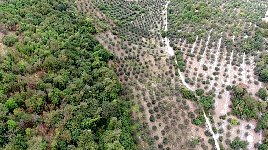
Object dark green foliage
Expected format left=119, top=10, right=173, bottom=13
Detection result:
left=256, top=53, right=268, bottom=82
left=232, top=86, right=268, bottom=145
left=258, top=21, right=268, bottom=29
left=193, top=115, right=205, bottom=126
left=258, top=21, right=268, bottom=38
left=175, top=49, right=186, bottom=71
left=232, top=85, right=246, bottom=97
left=180, top=87, right=196, bottom=100
left=195, top=89, right=204, bottom=96
left=5, top=134, right=27, bottom=150
left=199, top=95, right=214, bottom=111
left=0, top=0, right=136, bottom=149
left=167, top=0, right=220, bottom=42
left=179, top=2, right=212, bottom=23
left=256, top=112, right=268, bottom=132
left=259, top=143, right=268, bottom=150
left=161, top=30, right=167, bottom=38
left=230, top=137, right=248, bottom=150
left=226, top=85, right=232, bottom=91
left=256, top=88, right=268, bottom=100
left=202, top=65, right=208, bottom=71
left=260, top=69, right=268, bottom=82
left=241, top=29, right=263, bottom=54
left=2, top=35, right=18, bottom=47
left=149, top=115, right=155, bottom=122
left=231, top=85, right=263, bottom=120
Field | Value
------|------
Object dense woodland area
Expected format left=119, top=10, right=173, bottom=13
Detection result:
left=0, top=0, right=136, bottom=149
left=2, top=0, right=268, bottom=149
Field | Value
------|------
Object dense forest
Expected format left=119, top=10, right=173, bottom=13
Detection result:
left=0, top=0, right=136, bottom=149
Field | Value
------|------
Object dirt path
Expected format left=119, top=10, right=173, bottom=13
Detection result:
left=163, top=2, right=220, bottom=149
left=241, top=53, right=246, bottom=83
left=203, top=111, right=220, bottom=150
left=163, top=1, right=174, bottom=56
left=190, top=36, right=199, bottom=53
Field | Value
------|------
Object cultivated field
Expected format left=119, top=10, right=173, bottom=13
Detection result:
left=77, top=0, right=268, bottom=149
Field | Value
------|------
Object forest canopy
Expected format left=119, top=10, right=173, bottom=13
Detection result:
left=0, top=0, right=136, bottom=149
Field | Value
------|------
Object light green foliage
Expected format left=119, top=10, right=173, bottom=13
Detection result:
left=26, top=137, right=47, bottom=150
left=193, top=115, right=205, bottom=126
left=77, top=130, right=99, bottom=150
left=101, top=130, right=124, bottom=150
left=5, top=98, right=18, bottom=111
left=108, top=117, right=122, bottom=130
left=7, top=120, right=17, bottom=130
left=199, top=95, right=214, bottom=111
left=230, top=118, right=239, bottom=126
left=25, top=128, right=31, bottom=136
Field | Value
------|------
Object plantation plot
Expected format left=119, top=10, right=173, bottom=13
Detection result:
left=78, top=0, right=268, bottom=149
left=168, top=0, right=268, bottom=149
left=174, top=35, right=263, bottom=148
left=95, top=29, right=211, bottom=149
left=87, top=0, right=213, bottom=149
left=91, top=0, right=166, bottom=48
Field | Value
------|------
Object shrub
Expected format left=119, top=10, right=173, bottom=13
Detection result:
left=260, top=69, right=268, bottom=82
left=2, top=35, right=18, bottom=47
left=256, top=112, right=268, bottom=131
left=193, top=115, right=205, bottom=126
left=195, top=89, right=204, bottom=96
left=226, top=85, right=232, bottom=91
left=256, top=88, right=268, bottom=100
left=7, top=119, right=17, bottom=130
left=180, top=88, right=196, bottom=100
left=230, top=118, right=239, bottom=126
left=149, top=115, right=155, bottom=122
left=203, top=65, right=208, bottom=71
left=5, top=98, right=18, bottom=111
left=231, top=85, right=260, bottom=119
left=199, top=95, right=214, bottom=111
left=230, top=137, right=248, bottom=150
